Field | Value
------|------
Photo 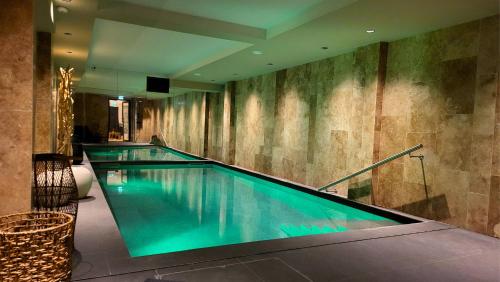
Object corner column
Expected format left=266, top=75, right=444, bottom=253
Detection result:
left=0, top=0, right=35, bottom=215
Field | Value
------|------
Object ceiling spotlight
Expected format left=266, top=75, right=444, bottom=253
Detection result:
left=60, top=0, right=72, bottom=2
left=64, top=32, right=72, bottom=36
left=57, top=6, right=69, bottom=13
left=321, top=46, right=328, bottom=50
left=66, top=51, right=72, bottom=54
left=366, top=29, right=375, bottom=33
left=252, top=50, right=264, bottom=55
left=194, top=73, right=201, bottom=76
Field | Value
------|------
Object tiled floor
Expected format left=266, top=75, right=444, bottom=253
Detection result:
left=72, top=157, right=500, bottom=282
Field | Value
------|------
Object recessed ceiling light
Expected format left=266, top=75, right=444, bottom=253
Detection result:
left=366, top=29, right=375, bottom=33
left=64, top=32, right=72, bottom=36
left=194, top=73, right=201, bottom=76
left=66, top=51, right=72, bottom=54
left=60, top=0, right=72, bottom=2
left=57, top=6, right=69, bottom=13
left=252, top=50, right=264, bottom=55
left=321, top=46, right=328, bottom=50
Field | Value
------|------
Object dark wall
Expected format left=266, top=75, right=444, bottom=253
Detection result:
left=73, top=93, right=109, bottom=143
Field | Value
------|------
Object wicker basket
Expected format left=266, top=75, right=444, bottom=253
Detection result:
left=0, top=212, right=74, bottom=282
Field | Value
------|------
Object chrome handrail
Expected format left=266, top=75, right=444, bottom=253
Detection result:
left=318, top=144, right=423, bottom=192
left=157, top=128, right=168, bottom=146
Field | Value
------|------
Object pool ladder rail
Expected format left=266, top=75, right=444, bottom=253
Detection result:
left=318, top=144, right=425, bottom=198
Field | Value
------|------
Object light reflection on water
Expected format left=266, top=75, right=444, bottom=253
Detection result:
left=86, top=146, right=195, bottom=161
left=96, top=165, right=399, bottom=257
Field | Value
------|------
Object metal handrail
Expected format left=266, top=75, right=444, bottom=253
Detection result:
left=318, top=144, right=423, bottom=192
left=158, top=128, right=168, bottom=146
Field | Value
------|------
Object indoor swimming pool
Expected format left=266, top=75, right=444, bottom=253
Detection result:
left=93, top=163, right=402, bottom=257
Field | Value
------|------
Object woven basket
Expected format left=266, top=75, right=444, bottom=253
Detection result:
left=0, top=212, right=74, bottom=282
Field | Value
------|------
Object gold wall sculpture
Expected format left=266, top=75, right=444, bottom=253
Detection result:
left=56, top=67, right=74, bottom=156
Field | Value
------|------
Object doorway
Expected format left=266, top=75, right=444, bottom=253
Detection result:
left=108, top=99, right=130, bottom=142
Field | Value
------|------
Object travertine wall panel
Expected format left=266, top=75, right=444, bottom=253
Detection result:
left=379, top=16, right=499, bottom=234
left=235, top=73, right=276, bottom=173
left=34, top=32, right=53, bottom=153
left=221, top=82, right=236, bottom=164
left=0, top=1, right=34, bottom=215
left=232, top=45, right=382, bottom=197
left=138, top=93, right=207, bottom=156
left=206, top=93, right=224, bottom=160
left=73, top=93, right=109, bottom=143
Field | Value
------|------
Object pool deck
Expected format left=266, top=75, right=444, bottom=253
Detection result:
left=72, top=156, right=499, bottom=282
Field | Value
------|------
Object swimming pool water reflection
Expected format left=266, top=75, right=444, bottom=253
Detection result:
left=85, top=146, right=196, bottom=161
left=95, top=164, right=399, bottom=257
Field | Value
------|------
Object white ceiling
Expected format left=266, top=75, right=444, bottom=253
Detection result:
left=87, top=19, right=250, bottom=74
left=48, top=0, right=499, bottom=98
left=120, top=0, right=325, bottom=29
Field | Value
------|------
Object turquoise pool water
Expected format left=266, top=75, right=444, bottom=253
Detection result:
left=85, top=146, right=196, bottom=161
left=95, top=164, right=400, bottom=257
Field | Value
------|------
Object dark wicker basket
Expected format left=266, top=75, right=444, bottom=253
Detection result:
left=32, top=154, right=78, bottom=217
left=0, top=212, right=74, bottom=281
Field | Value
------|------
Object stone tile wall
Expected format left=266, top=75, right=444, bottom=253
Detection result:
left=379, top=15, right=499, bottom=234
left=206, top=92, right=224, bottom=160
left=0, top=1, right=34, bottom=215
left=221, top=82, right=236, bottom=164
left=73, top=93, right=110, bottom=143
left=34, top=32, right=53, bottom=153
left=138, top=93, right=207, bottom=156
left=136, top=99, right=160, bottom=143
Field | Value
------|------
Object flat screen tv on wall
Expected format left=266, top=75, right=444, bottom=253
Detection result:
left=146, top=76, right=170, bottom=93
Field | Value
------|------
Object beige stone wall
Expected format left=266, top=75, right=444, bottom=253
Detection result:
left=73, top=93, right=109, bottom=143
left=234, top=73, right=277, bottom=174
left=206, top=92, right=224, bottom=160
left=34, top=32, right=53, bottom=153
left=377, top=15, right=499, bottom=234
left=166, top=93, right=206, bottom=155
left=136, top=99, right=160, bottom=143
left=0, top=1, right=34, bottom=215
left=233, top=44, right=383, bottom=200
left=139, top=93, right=207, bottom=156
left=221, top=82, right=236, bottom=164
left=137, top=16, right=499, bottom=236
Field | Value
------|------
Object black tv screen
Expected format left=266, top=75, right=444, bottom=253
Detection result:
left=146, top=76, right=170, bottom=93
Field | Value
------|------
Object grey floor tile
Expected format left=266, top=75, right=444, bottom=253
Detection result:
left=156, top=263, right=261, bottom=282
left=243, top=257, right=311, bottom=282
left=268, top=245, right=356, bottom=281
left=78, top=270, right=157, bottom=282
left=341, top=247, right=500, bottom=282
left=75, top=234, right=130, bottom=257
left=156, top=258, right=240, bottom=275
left=107, top=255, right=167, bottom=275
left=72, top=252, right=111, bottom=280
